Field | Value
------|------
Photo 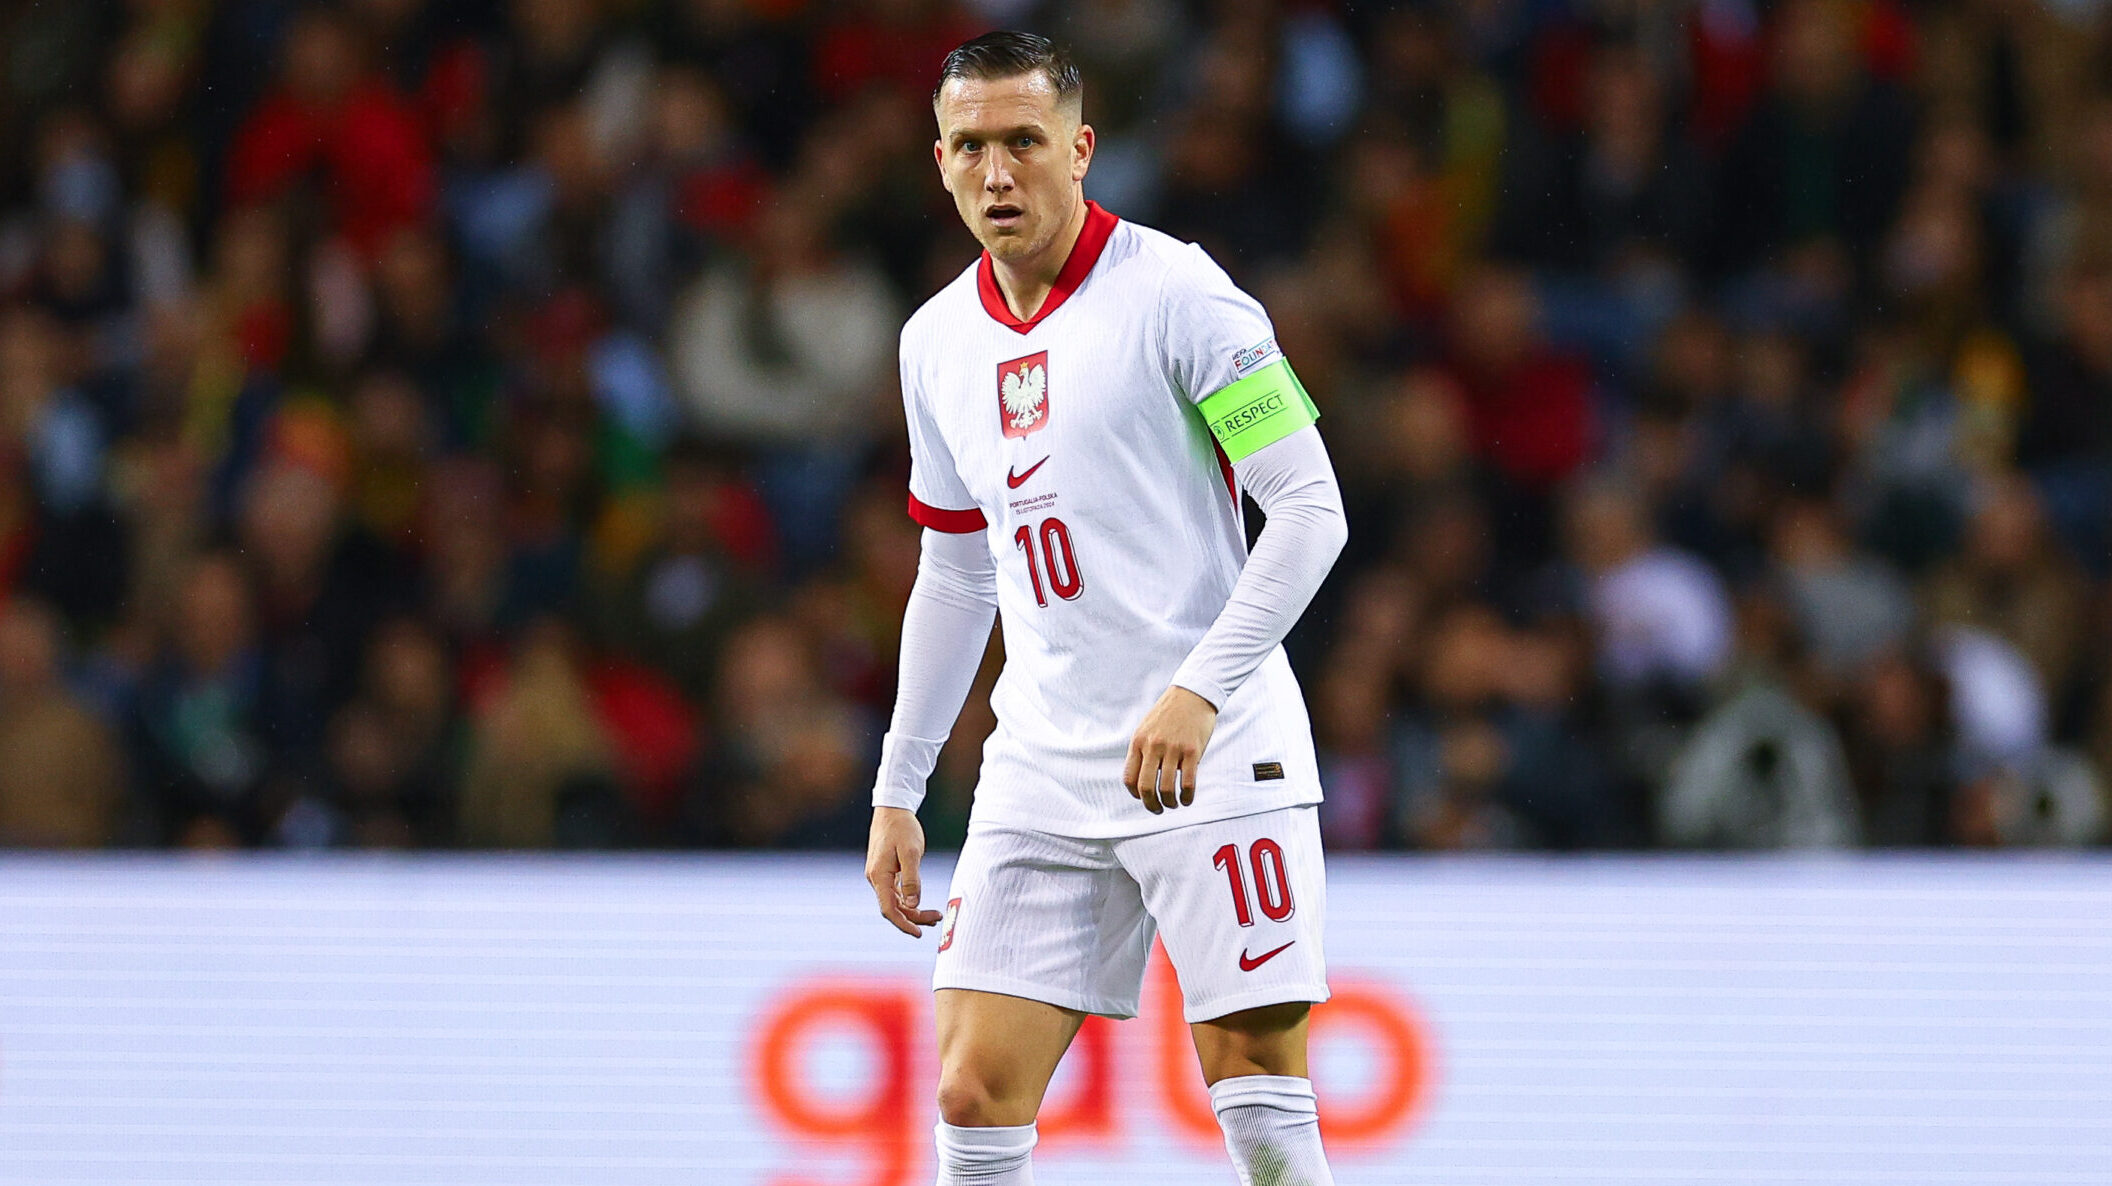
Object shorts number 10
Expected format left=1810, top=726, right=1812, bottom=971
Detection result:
left=1213, top=838, right=1295, bottom=927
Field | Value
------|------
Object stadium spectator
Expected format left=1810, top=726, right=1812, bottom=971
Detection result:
left=1841, top=647, right=1962, bottom=846
left=2019, top=258, right=2112, bottom=565
left=698, top=614, right=870, bottom=847
left=1923, top=476, right=2092, bottom=701
left=458, top=617, right=622, bottom=848
left=1442, top=266, right=1596, bottom=502
left=1768, top=496, right=1916, bottom=677
left=586, top=436, right=767, bottom=700
left=131, top=552, right=272, bottom=847
left=667, top=193, right=899, bottom=446
left=1710, top=0, right=1916, bottom=288
left=225, top=6, right=436, bottom=261
left=668, top=191, right=899, bottom=569
left=324, top=615, right=460, bottom=848
left=1565, top=477, right=1733, bottom=695
left=0, top=597, right=124, bottom=847
left=1663, top=677, right=1861, bottom=849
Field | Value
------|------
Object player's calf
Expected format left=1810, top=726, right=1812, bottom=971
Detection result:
left=934, top=1120, right=1037, bottom=1185
left=1195, top=1003, right=1333, bottom=1185
left=1211, top=1074, right=1334, bottom=1186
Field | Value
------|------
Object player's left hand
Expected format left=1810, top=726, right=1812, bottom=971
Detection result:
left=1123, top=685, right=1218, bottom=814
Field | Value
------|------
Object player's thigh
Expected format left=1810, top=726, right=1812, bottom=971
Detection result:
left=936, top=823, right=1156, bottom=1019
left=1116, top=805, right=1329, bottom=1025
left=933, top=987, right=1087, bottom=1121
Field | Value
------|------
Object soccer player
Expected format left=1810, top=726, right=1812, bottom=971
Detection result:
left=865, top=31, right=1347, bottom=1186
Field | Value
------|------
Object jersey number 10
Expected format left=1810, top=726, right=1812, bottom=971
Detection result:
left=1013, top=517, right=1084, bottom=607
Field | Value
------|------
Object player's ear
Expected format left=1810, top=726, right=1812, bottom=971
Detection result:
left=934, top=138, right=951, bottom=193
left=1071, top=123, right=1094, bottom=182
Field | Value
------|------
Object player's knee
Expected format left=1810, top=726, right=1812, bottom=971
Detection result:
left=935, top=1064, right=1034, bottom=1127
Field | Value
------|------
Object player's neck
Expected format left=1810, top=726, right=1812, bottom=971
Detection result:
left=989, top=197, right=1090, bottom=322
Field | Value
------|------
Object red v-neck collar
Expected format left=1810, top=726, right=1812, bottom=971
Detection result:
left=976, top=200, right=1119, bottom=334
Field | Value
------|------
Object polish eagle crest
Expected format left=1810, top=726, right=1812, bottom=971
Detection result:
left=997, top=351, right=1050, bottom=439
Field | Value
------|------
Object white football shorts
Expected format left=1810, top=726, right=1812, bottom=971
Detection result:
left=932, top=805, right=1328, bottom=1023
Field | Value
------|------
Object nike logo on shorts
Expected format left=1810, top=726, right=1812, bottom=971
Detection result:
left=1006, top=456, right=1049, bottom=488
left=1238, top=940, right=1295, bottom=972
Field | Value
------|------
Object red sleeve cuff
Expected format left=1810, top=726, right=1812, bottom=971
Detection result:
left=907, top=493, right=988, bottom=533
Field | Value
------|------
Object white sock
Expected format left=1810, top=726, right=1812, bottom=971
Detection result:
left=934, top=1121, right=1036, bottom=1185
left=1209, top=1074, right=1335, bottom=1186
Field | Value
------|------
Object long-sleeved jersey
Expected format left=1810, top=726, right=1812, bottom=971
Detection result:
left=875, top=201, right=1345, bottom=838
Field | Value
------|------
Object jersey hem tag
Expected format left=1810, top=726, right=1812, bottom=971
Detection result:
left=1196, top=359, right=1320, bottom=463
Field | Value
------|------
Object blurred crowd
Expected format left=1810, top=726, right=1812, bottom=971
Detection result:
left=0, top=0, right=2107, bottom=852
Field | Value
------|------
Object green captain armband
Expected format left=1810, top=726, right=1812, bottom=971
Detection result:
left=1196, top=359, right=1321, bottom=463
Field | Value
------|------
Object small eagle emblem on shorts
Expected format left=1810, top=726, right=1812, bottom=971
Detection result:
left=998, top=351, right=1049, bottom=438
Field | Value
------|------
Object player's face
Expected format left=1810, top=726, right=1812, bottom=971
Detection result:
left=934, top=73, right=1093, bottom=265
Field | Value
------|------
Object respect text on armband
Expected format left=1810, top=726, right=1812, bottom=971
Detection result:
left=1210, top=391, right=1291, bottom=442
left=1196, top=358, right=1319, bottom=462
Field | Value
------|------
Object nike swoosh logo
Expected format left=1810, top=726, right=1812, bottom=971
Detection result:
left=1238, top=940, right=1295, bottom=972
left=1006, top=456, right=1049, bottom=489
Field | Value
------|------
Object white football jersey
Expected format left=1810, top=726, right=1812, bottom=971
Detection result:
left=899, top=202, right=1325, bottom=838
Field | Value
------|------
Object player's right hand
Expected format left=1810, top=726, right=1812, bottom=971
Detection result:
left=866, top=807, right=946, bottom=937
left=1123, top=685, right=1219, bottom=814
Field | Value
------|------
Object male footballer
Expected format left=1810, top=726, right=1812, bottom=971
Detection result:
left=865, top=31, right=1347, bottom=1185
